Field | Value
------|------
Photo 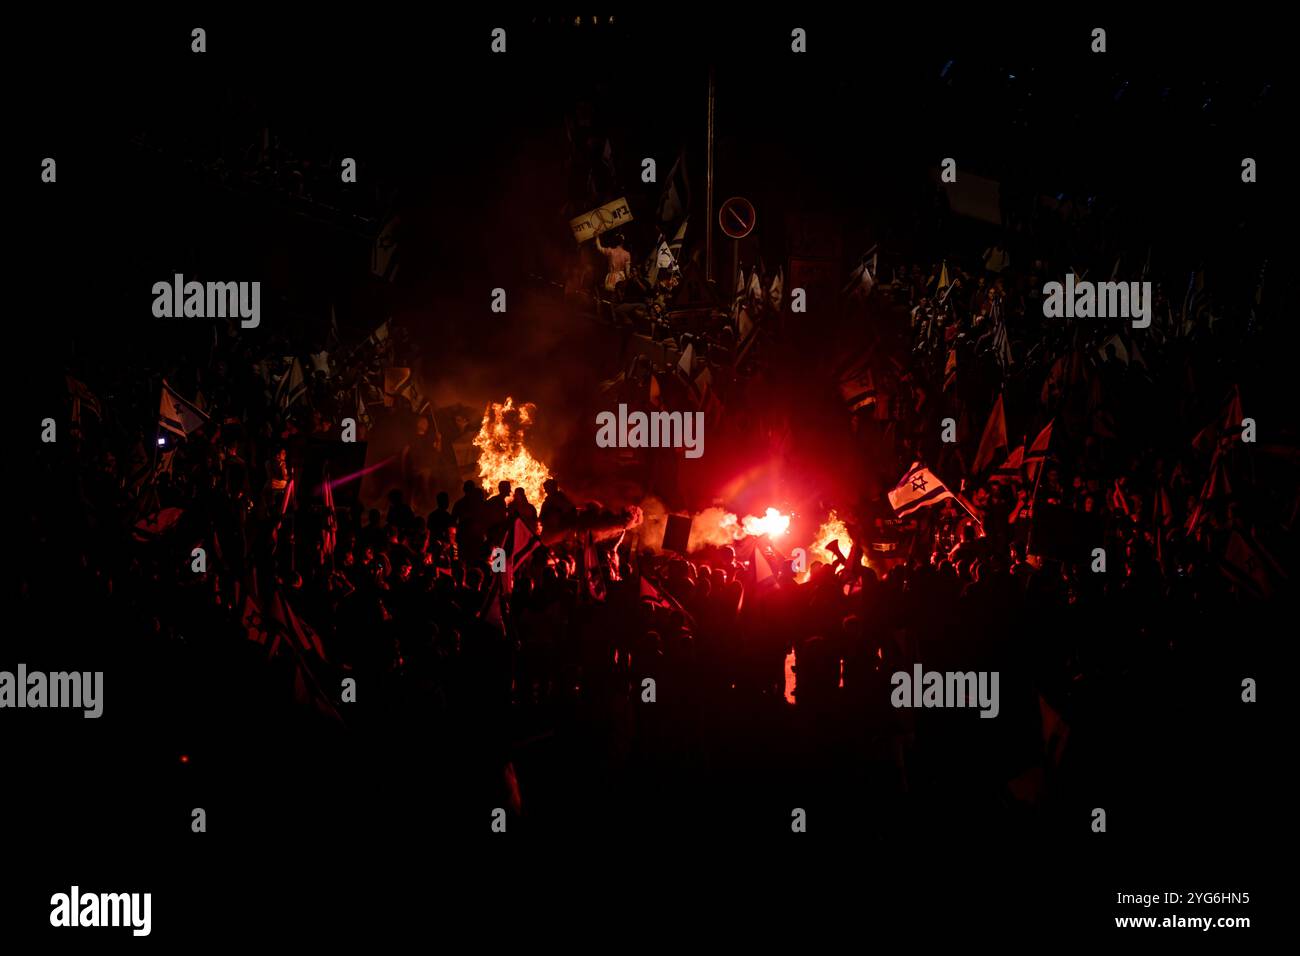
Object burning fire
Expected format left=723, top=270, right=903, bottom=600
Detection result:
left=474, top=397, right=550, bottom=506
left=741, top=507, right=791, bottom=538
left=687, top=505, right=791, bottom=551
left=810, top=510, right=854, bottom=566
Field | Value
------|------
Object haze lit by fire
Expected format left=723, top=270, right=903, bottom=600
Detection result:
left=688, top=506, right=790, bottom=551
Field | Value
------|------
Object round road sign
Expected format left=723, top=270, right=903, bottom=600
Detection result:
left=719, top=196, right=756, bottom=239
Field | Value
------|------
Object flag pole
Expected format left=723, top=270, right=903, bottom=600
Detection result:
left=325, top=467, right=337, bottom=576
left=705, top=65, right=715, bottom=284
left=1024, top=452, right=1047, bottom=555
left=953, top=493, right=984, bottom=531
left=149, top=378, right=162, bottom=483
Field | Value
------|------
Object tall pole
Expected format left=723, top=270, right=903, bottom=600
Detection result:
left=148, top=376, right=161, bottom=496
left=706, top=65, right=716, bottom=284
left=1025, top=454, right=1047, bottom=557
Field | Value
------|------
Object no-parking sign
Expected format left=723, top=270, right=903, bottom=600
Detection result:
left=719, top=196, right=756, bottom=239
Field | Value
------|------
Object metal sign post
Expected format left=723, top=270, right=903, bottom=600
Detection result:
left=718, top=196, right=756, bottom=305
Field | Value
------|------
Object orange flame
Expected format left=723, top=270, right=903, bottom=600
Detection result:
left=473, top=397, right=550, bottom=506
left=792, top=511, right=856, bottom=583
left=811, top=510, right=854, bottom=565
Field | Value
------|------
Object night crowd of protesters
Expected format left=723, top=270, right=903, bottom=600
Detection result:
left=27, top=196, right=1290, bottom=835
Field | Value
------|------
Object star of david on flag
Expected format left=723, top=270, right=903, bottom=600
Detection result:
left=888, top=462, right=954, bottom=518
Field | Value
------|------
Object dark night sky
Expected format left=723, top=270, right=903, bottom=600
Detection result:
left=13, top=11, right=1286, bottom=418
